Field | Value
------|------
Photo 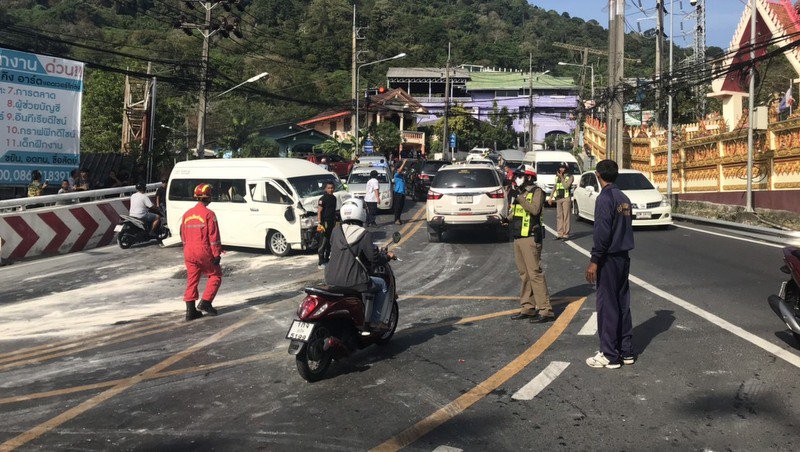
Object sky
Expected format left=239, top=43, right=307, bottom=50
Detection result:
left=530, top=0, right=748, bottom=50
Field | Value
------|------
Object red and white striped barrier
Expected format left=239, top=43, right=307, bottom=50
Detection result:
left=0, top=198, right=132, bottom=261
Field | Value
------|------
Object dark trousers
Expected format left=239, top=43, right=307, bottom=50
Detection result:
left=596, top=254, right=632, bottom=363
left=365, top=201, right=378, bottom=226
left=317, top=219, right=334, bottom=264
left=392, top=192, right=405, bottom=222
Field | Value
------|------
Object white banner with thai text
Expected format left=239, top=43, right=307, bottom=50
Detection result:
left=0, top=48, right=83, bottom=186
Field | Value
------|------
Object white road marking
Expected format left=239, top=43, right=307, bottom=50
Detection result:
left=432, top=446, right=463, bottom=452
left=546, top=224, right=800, bottom=370
left=511, top=361, right=570, bottom=401
left=577, top=312, right=598, bottom=336
left=673, top=223, right=784, bottom=249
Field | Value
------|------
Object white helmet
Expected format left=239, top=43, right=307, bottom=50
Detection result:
left=340, top=198, right=367, bottom=224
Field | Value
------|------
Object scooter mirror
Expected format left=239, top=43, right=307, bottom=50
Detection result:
left=392, top=232, right=402, bottom=243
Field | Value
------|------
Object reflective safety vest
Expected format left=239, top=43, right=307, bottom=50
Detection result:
left=512, top=191, right=543, bottom=239
left=554, top=177, right=570, bottom=200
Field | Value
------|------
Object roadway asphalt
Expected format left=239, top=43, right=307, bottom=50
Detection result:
left=0, top=200, right=798, bottom=451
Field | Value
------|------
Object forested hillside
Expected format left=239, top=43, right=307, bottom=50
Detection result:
left=0, top=0, right=700, bottom=160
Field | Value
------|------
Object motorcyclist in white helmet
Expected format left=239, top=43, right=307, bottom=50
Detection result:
left=324, top=198, right=395, bottom=328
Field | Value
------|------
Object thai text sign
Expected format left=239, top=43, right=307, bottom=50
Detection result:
left=0, top=48, right=83, bottom=186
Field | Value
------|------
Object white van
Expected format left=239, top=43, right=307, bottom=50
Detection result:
left=522, top=150, right=581, bottom=195
left=167, top=158, right=349, bottom=256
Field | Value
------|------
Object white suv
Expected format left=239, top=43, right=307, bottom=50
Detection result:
left=426, top=163, right=508, bottom=242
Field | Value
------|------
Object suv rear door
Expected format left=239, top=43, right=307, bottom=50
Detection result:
left=429, top=167, right=505, bottom=216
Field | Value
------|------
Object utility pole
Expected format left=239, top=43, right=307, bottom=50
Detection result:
left=351, top=3, right=357, bottom=140
left=196, top=2, right=211, bottom=159
left=443, top=42, right=451, bottom=160
left=746, top=0, right=756, bottom=212
left=573, top=48, right=589, bottom=153
left=606, top=0, right=625, bottom=165
left=655, top=0, right=664, bottom=127
left=667, top=0, right=675, bottom=198
left=528, top=52, right=534, bottom=153
left=146, top=62, right=157, bottom=182
left=178, top=1, right=243, bottom=159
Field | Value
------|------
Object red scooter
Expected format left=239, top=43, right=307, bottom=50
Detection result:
left=286, top=232, right=401, bottom=382
left=768, top=246, right=800, bottom=343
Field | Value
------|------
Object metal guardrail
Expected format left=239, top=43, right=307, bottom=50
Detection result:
left=673, top=213, right=800, bottom=245
left=0, top=183, right=161, bottom=213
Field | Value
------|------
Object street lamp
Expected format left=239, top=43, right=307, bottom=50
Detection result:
left=355, top=53, right=407, bottom=155
left=161, top=124, right=191, bottom=161
left=196, top=71, right=269, bottom=158
left=558, top=61, right=594, bottom=99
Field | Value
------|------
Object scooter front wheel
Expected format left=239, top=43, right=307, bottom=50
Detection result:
left=295, top=325, right=332, bottom=382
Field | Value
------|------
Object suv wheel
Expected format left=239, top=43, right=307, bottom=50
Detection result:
left=428, top=228, right=442, bottom=243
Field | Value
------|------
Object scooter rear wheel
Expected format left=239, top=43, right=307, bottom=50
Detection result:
left=118, top=233, right=134, bottom=249
left=296, top=325, right=332, bottom=382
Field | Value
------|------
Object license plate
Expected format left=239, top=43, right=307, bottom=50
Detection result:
left=113, top=225, right=123, bottom=232
left=636, top=212, right=652, bottom=219
left=457, top=195, right=472, bottom=204
left=286, top=320, right=315, bottom=342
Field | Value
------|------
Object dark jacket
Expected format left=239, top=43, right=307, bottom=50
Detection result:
left=324, top=224, right=385, bottom=292
left=590, top=183, right=635, bottom=264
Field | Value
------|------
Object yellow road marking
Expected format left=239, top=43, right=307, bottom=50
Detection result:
left=371, top=297, right=586, bottom=452
left=0, top=322, right=178, bottom=366
left=0, top=321, right=163, bottom=361
left=0, top=322, right=186, bottom=372
left=390, top=219, right=424, bottom=251
left=0, top=350, right=282, bottom=406
left=0, top=314, right=255, bottom=452
left=408, top=295, right=517, bottom=300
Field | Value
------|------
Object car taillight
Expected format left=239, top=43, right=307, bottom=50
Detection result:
left=427, top=190, right=444, bottom=200
left=486, top=188, right=505, bottom=199
left=297, top=296, right=319, bottom=320
left=419, top=174, right=429, bottom=180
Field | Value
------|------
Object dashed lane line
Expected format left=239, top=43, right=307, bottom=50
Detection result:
left=576, top=312, right=598, bottom=336
left=673, top=223, right=784, bottom=249
left=546, top=224, right=800, bottom=370
left=370, top=297, right=586, bottom=452
left=510, top=361, right=570, bottom=401
left=0, top=313, right=256, bottom=451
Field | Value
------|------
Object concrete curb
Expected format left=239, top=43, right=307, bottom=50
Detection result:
left=673, top=213, right=800, bottom=245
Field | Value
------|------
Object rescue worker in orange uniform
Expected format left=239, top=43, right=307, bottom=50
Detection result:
left=180, top=183, right=222, bottom=321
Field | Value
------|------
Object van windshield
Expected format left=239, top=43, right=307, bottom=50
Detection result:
left=288, top=175, right=344, bottom=198
left=536, top=162, right=581, bottom=175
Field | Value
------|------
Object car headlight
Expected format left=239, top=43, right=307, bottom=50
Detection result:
left=381, top=190, right=391, bottom=199
left=660, top=195, right=670, bottom=208
left=300, top=216, right=317, bottom=228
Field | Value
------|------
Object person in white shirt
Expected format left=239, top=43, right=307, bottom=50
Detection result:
left=129, top=183, right=162, bottom=237
left=363, top=170, right=380, bottom=227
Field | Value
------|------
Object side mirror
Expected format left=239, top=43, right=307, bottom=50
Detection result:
left=284, top=206, right=296, bottom=222
left=392, top=232, right=402, bottom=243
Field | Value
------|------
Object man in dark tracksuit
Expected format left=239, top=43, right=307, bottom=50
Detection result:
left=585, top=160, right=635, bottom=369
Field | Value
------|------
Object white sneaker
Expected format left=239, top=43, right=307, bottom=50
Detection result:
left=586, top=351, right=621, bottom=369
left=623, top=356, right=635, bottom=365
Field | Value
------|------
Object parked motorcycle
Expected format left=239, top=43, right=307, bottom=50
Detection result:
left=287, top=232, right=401, bottom=382
left=115, top=215, right=170, bottom=249
left=768, top=246, right=800, bottom=343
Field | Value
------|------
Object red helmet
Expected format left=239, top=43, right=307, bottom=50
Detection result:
left=524, top=168, right=537, bottom=178
left=193, top=183, right=213, bottom=199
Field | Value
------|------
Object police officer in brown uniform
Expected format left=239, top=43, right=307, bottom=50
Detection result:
left=508, top=168, right=554, bottom=323
left=548, top=162, right=574, bottom=240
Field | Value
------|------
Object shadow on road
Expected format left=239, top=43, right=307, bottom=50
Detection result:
left=562, top=231, right=593, bottom=240
left=552, top=284, right=595, bottom=300
left=774, top=330, right=800, bottom=351
left=633, top=309, right=675, bottom=357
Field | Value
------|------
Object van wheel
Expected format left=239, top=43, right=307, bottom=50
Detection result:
left=267, top=231, right=290, bottom=256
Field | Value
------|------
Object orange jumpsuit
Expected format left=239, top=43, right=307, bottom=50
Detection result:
left=180, top=202, right=222, bottom=303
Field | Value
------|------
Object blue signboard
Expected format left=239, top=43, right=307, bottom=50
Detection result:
left=0, top=48, right=84, bottom=185
left=449, top=133, right=456, bottom=150
left=363, top=138, right=374, bottom=154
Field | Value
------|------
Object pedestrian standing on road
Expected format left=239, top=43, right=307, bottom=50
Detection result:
left=585, top=159, right=635, bottom=369
left=317, top=181, right=337, bottom=268
left=508, top=168, right=554, bottom=323
left=180, top=183, right=223, bottom=321
left=548, top=162, right=574, bottom=240
left=364, top=170, right=380, bottom=227
left=27, top=170, right=48, bottom=197
left=392, top=159, right=408, bottom=225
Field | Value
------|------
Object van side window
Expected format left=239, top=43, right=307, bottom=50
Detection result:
left=265, top=183, right=291, bottom=204
left=168, top=179, right=200, bottom=201
left=219, top=179, right=246, bottom=203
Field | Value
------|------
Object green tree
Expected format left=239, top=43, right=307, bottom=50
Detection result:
left=368, top=121, right=402, bottom=157
left=80, top=69, right=124, bottom=153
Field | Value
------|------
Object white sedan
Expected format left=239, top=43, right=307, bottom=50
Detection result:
left=572, top=169, right=673, bottom=227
